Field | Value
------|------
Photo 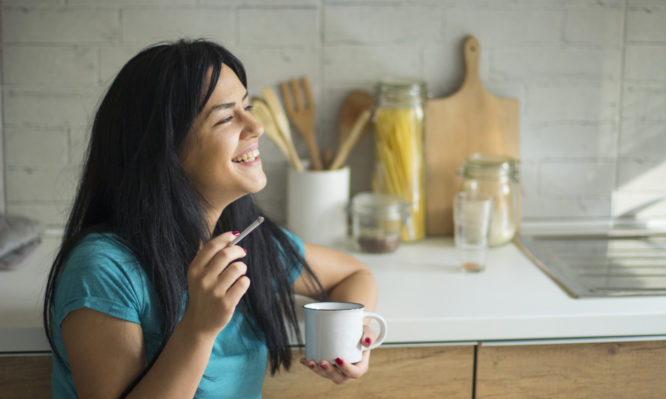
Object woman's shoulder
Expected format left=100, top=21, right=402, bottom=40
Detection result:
left=63, top=232, right=144, bottom=280
left=276, top=226, right=304, bottom=255
left=70, top=232, right=134, bottom=259
left=54, top=232, right=151, bottom=328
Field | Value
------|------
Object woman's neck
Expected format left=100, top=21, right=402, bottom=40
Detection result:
left=203, top=206, right=224, bottom=237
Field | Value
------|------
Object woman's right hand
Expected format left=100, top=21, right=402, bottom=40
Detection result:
left=181, top=231, right=250, bottom=340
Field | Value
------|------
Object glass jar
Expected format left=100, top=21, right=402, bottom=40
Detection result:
left=350, top=192, right=407, bottom=253
left=458, top=153, right=520, bottom=247
left=373, top=79, right=426, bottom=242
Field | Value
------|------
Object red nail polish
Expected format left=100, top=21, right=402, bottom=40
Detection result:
left=335, top=357, right=343, bottom=366
left=241, top=247, right=246, bottom=254
left=232, top=231, right=240, bottom=236
left=365, top=337, right=372, bottom=345
left=308, top=363, right=315, bottom=369
left=320, top=363, right=328, bottom=370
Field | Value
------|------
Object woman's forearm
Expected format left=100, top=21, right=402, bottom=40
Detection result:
left=327, top=268, right=378, bottom=312
left=126, top=319, right=216, bottom=399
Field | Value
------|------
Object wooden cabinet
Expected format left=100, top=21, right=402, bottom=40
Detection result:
left=476, top=340, right=666, bottom=399
left=0, top=354, right=52, bottom=399
left=263, top=345, right=475, bottom=398
left=3, top=341, right=666, bottom=398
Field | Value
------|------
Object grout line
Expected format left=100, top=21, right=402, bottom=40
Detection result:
left=614, top=0, right=629, bottom=193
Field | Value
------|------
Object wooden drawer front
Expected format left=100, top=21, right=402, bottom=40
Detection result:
left=0, top=354, right=52, bottom=399
left=476, top=341, right=666, bottom=399
left=263, top=345, right=474, bottom=399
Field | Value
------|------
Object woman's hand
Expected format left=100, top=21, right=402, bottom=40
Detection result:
left=299, top=325, right=377, bottom=384
left=181, top=231, right=250, bottom=340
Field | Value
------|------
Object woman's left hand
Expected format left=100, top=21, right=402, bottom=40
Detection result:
left=300, top=325, right=377, bottom=384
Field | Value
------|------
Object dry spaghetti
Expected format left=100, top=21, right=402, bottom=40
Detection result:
left=373, top=102, right=425, bottom=241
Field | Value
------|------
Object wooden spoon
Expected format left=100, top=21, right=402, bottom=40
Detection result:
left=329, top=109, right=372, bottom=170
left=251, top=97, right=304, bottom=171
left=338, top=90, right=374, bottom=151
left=261, top=87, right=304, bottom=172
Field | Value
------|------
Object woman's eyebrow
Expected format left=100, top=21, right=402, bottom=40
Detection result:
left=205, top=91, right=248, bottom=119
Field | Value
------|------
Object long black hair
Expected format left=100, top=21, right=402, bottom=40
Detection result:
left=43, top=39, right=325, bottom=384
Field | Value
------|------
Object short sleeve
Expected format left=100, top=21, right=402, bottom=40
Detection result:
left=278, top=228, right=305, bottom=285
left=54, top=234, right=146, bottom=327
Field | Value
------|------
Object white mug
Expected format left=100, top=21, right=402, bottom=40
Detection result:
left=304, top=302, right=387, bottom=364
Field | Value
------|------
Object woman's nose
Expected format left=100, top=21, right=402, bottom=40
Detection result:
left=242, top=111, right=264, bottom=139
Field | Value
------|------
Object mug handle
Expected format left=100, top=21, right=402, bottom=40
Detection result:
left=362, top=312, right=387, bottom=351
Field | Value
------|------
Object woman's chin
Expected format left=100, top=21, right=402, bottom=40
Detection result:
left=246, top=172, right=267, bottom=194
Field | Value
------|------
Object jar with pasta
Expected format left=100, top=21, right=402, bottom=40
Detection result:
left=373, top=80, right=426, bottom=242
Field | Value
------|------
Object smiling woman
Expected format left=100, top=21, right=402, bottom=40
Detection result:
left=180, top=65, right=267, bottom=223
left=42, top=39, right=378, bottom=399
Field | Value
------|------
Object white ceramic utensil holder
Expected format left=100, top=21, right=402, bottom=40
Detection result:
left=287, top=166, right=350, bottom=246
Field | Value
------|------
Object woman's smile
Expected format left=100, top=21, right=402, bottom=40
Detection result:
left=231, top=146, right=262, bottom=165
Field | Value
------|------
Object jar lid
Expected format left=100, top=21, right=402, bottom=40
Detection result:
left=376, top=79, right=426, bottom=106
left=351, top=192, right=405, bottom=216
left=461, top=153, right=518, bottom=181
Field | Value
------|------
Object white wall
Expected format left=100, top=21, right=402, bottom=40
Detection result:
left=1, top=0, right=665, bottom=227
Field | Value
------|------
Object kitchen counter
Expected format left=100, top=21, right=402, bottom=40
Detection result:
left=350, top=239, right=666, bottom=344
left=2, top=234, right=666, bottom=353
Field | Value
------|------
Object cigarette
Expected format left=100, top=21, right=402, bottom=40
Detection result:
left=228, top=216, right=264, bottom=247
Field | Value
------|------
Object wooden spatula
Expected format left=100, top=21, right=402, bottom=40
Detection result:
left=280, top=77, right=323, bottom=170
left=338, top=90, right=374, bottom=151
left=425, top=36, right=520, bottom=235
left=329, top=109, right=372, bottom=171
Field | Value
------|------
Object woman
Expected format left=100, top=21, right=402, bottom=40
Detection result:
left=43, top=39, right=378, bottom=398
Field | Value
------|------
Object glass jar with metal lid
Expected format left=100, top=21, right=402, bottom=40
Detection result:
left=373, top=79, right=426, bottom=242
left=350, top=192, right=408, bottom=253
left=458, top=153, right=520, bottom=247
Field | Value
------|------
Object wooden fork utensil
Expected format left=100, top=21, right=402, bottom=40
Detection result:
left=280, top=77, right=323, bottom=170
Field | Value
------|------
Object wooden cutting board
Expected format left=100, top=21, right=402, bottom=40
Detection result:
left=425, top=36, right=520, bottom=236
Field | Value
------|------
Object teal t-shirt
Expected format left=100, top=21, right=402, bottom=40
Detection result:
left=51, top=230, right=304, bottom=398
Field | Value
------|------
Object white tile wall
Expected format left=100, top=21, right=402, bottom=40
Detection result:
left=2, top=0, right=665, bottom=227
left=239, top=8, right=319, bottom=46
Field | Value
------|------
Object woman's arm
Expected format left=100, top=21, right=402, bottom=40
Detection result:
left=292, top=242, right=379, bottom=384
left=61, top=308, right=217, bottom=398
left=292, top=243, right=377, bottom=310
left=61, top=231, right=249, bottom=398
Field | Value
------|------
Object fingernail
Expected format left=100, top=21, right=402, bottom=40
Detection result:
left=241, top=247, right=246, bottom=254
left=232, top=231, right=240, bottom=236
left=365, top=337, right=372, bottom=345
left=335, top=357, right=343, bottom=366
left=308, top=363, right=315, bottom=369
left=320, top=363, right=328, bottom=370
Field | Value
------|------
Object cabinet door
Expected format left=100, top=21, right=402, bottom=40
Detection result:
left=0, top=354, right=52, bottom=399
left=476, top=340, right=666, bottom=399
left=263, top=345, right=474, bottom=399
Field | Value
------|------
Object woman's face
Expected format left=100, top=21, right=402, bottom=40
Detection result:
left=181, top=63, right=266, bottom=209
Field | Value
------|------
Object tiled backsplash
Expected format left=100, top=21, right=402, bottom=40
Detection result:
left=2, top=0, right=665, bottom=227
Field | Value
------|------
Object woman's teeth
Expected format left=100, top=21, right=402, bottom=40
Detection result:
left=232, top=149, right=260, bottom=163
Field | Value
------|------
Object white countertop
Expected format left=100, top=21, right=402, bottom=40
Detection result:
left=2, top=234, right=666, bottom=353
left=352, top=238, right=666, bottom=344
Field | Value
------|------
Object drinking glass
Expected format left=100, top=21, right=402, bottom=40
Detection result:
left=453, top=192, right=494, bottom=272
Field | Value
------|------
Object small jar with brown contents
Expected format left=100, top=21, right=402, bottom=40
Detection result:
left=350, top=192, right=407, bottom=253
